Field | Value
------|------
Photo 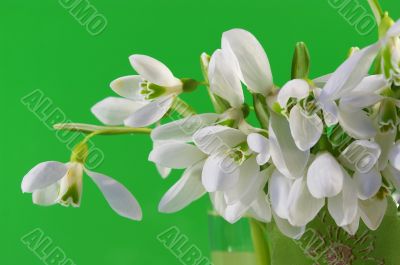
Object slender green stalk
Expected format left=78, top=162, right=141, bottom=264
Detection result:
left=253, top=94, right=270, bottom=130
left=54, top=123, right=152, bottom=135
left=250, top=219, right=270, bottom=265
left=367, top=0, right=384, bottom=24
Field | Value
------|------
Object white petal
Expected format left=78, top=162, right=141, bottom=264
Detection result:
left=248, top=192, right=272, bottom=223
left=340, top=93, right=383, bottom=111
left=158, top=161, right=206, bottom=213
left=32, top=182, right=60, bottom=206
left=124, top=96, right=174, bottom=127
left=321, top=100, right=339, bottom=126
left=338, top=108, right=376, bottom=139
left=208, top=49, right=244, bottom=108
left=210, top=192, right=248, bottom=224
left=287, top=177, right=324, bottom=227
left=313, top=73, right=331, bottom=87
left=375, top=129, right=396, bottom=170
left=110, top=75, right=143, bottom=100
left=269, top=170, right=293, bottom=219
left=351, top=75, right=388, bottom=94
left=277, top=79, right=309, bottom=107
left=389, top=142, right=400, bottom=171
left=156, top=164, right=171, bottom=179
left=320, top=43, right=380, bottom=101
left=307, top=152, right=344, bottom=198
left=341, top=213, right=360, bottom=236
left=273, top=213, right=305, bottom=240
left=269, top=111, right=310, bottom=179
left=224, top=156, right=260, bottom=205
left=151, top=114, right=220, bottom=142
left=22, top=161, right=68, bottom=193
left=85, top=169, right=142, bottom=221
left=193, top=126, right=246, bottom=155
left=359, top=197, right=387, bottom=230
left=289, top=105, right=323, bottom=151
left=354, top=168, right=382, bottom=200
left=202, top=153, right=240, bottom=192
left=224, top=201, right=250, bottom=223
left=382, top=165, right=400, bottom=190
left=339, top=140, right=381, bottom=173
left=91, top=97, right=145, bottom=126
left=129, top=55, right=181, bottom=87
left=328, top=171, right=358, bottom=226
left=149, top=142, right=206, bottom=169
left=222, top=29, right=273, bottom=94
left=247, top=133, right=270, bottom=165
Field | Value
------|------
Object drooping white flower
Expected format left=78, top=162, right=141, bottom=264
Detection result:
left=339, top=140, right=382, bottom=200
left=221, top=29, right=274, bottom=95
left=277, top=71, right=386, bottom=151
left=342, top=196, right=388, bottom=235
left=210, top=166, right=272, bottom=224
left=269, top=169, right=324, bottom=227
left=21, top=161, right=142, bottom=220
left=92, top=55, right=182, bottom=127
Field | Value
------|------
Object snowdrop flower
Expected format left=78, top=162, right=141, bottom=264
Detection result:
left=222, top=29, right=274, bottom=95
left=277, top=47, right=387, bottom=151
left=339, top=140, right=382, bottom=200
left=92, top=55, right=182, bottom=127
left=342, top=196, right=388, bottom=235
left=193, top=125, right=265, bottom=193
left=211, top=166, right=272, bottom=224
left=21, top=161, right=142, bottom=220
left=148, top=114, right=223, bottom=212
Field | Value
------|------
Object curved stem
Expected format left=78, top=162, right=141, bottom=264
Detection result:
left=250, top=219, right=270, bottom=265
left=54, top=123, right=152, bottom=135
left=367, top=0, right=384, bottom=24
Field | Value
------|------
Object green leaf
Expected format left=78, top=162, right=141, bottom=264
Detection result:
left=266, top=198, right=400, bottom=265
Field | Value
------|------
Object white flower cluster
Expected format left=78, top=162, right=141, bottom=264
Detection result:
left=21, top=15, right=400, bottom=239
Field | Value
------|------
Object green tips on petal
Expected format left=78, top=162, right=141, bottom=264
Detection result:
left=291, top=42, right=310, bottom=80
left=378, top=98, right=398, bottom=132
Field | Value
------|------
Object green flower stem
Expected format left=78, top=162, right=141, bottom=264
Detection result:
left=367, top=0, right=384, bottom=24
left=54, top=123, right=152, bottom=135
left=250, top=219, right=270, bottom=265
left=253, top=94, right=270, bottom=130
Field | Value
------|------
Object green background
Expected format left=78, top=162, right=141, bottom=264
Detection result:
left=1, top=0, right=399, bottom=264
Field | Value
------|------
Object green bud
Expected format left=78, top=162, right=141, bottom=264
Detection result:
left=200, top=52, right=210, bottom=83
left=291, top=42, right=310, bottom=79
left=181, top=78, right=200, bottom=93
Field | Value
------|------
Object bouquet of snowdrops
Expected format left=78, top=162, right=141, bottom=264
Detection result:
left=21, top=1, right=400, bottom=264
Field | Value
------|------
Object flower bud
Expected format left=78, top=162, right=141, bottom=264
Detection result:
left=291, top=42, right=310, bottom=79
